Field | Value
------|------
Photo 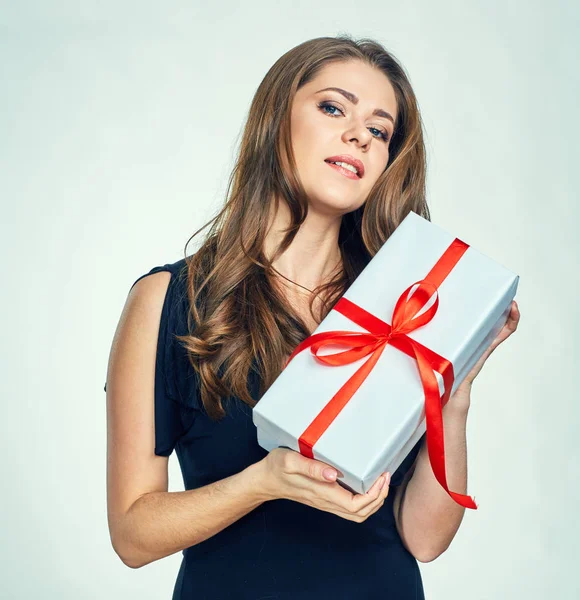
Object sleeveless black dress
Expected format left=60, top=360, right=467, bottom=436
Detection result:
left=105, top=257, right=426, bottom=599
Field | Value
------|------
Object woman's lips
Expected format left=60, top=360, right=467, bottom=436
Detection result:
left=325, top=161, right=361, bottom=180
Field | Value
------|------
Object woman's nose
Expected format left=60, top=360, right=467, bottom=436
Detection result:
left=342, top=123, right=372, bottom=147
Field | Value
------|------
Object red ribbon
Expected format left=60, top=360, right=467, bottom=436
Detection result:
left=284, top=238, right=478, bottom=510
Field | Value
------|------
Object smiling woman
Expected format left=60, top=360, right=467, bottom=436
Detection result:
left=288, top=59, right=399, bottom=217
left=105, top=34, right=431, bottom=600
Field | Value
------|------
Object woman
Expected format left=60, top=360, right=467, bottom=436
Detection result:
left=105, top=35, right=519, bottom=599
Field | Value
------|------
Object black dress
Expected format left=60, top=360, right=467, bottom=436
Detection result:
left=105, top=257, right=426, bottom=599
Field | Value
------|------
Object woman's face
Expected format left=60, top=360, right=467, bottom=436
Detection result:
left=290, top=59, right=398, bottom=215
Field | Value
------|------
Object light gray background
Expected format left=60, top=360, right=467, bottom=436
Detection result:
left=1, top=1, right=578, bottom=598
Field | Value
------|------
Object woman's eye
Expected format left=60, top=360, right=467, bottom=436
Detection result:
left=369, top=127, right=390, bottom=142
left=318, top=102, right=390, bottom=143
left=318, top=102, right=343, bottom=117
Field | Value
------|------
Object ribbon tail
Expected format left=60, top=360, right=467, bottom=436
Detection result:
left=413, top=345, right=478, bottom=510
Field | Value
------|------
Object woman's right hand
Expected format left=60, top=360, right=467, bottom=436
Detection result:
left=256, top=447, right=391, bottom=522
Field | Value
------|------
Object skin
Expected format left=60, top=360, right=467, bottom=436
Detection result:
left=264, top=56, right=521, bottom=398
left=449, top=299, right=520, bottom=411
left=106, top=59, right=521, bottom=568
left=394, top=302, right=520, bottom=562
left=263, top=58, right=522, bottom=559
left=263, top=59, right=397, bottom=314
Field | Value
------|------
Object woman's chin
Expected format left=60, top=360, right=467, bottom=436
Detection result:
left=307, top=191, right=362, bottom=215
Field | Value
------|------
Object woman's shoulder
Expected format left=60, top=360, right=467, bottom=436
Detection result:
left=124, top=257, right=195, bottom=347
left=128, top=256, right=191, bottom=297
left=134, top=256, right=201, bottom=411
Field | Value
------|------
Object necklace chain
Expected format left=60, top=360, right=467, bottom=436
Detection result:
left=270, top=267, right=314, bottom=294
left=270, top=255, right=343, bottom=295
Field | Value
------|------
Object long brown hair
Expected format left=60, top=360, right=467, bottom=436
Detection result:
left=175, top=34, right=430, bottom=420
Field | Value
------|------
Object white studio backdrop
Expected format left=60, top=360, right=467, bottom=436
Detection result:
left=1, top=1, right=578, bottom=598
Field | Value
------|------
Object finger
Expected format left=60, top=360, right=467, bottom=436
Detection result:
left=334, top=474, right=391, bottom=521
left=349, top=473, right=391, bottom=513
left=292, top=453, right=340, bottom=483
left=362, top=476, right=392, bottom=515
left=366, top=472, right=389, bottom=497
left=505, top=301, right=519, bottom=327
left=312, top=472, right=387, bottom=514
left=508, top=302, right=520, bottom=329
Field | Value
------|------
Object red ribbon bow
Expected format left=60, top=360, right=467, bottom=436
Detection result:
left=284, top=238, right=477, bottom=510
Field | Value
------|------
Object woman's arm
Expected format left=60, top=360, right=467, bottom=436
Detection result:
left=395, top=398, right=470, bottom=562
left=395, top=302, right=520, bottom=562
left=106, top=270, right=399, bottom=569
left=105, top=272, right=269, bottom=569
left=113, top=463, right=267, bottom=568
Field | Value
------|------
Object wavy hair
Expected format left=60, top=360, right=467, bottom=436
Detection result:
left=175, top=34, right=431, bottom=420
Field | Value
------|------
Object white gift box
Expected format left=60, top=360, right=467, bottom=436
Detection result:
left=252, top=211, right=519, bottom=495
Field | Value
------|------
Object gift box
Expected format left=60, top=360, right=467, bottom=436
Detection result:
left=252, top=210, right=519, bottom=508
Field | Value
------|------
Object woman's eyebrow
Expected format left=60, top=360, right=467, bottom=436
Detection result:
left=316, top=87, right=395, bottom=124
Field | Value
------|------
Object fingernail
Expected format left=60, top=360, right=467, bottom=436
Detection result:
left=323, top=468, right=337, bottom=480
left=379, top=476, right=386, bottom=490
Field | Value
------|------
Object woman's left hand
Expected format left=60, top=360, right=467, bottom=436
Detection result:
left=448, top=300, right=521, bottom=412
